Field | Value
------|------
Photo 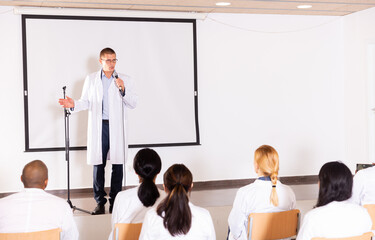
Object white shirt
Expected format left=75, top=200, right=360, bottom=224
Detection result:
left=139, top=202, right=216, bottom=240
left=351, top=166, right=375, bottom=205
left=108, top=186, right=166, bottom=240
left=101, top=70, right=113, bottom=120
left=297, top=201, right=372, bottom=240
left=0, top=188, right=78, bottom=240
left=228, top=179, right=296, bottom=240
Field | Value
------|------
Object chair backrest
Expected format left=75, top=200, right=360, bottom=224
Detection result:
left=114, top=223, right=142, bottom=240
left=363, top=204, right=375, bottom=230
left=0, top=228, right=61, bottom=240
left=247, top=209, right=300, bottom=240
left=311, top=232, right=374, bottom=240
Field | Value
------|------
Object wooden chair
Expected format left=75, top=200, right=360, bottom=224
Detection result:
left=311, top=232, right=374, bottom=240
left=247, top=209, right=300, bottom=240
left=0, top=228, right=61, bottom=240
left=363, top=204, right=375, bottom=230
left=113, top=223, right=142, bottom=240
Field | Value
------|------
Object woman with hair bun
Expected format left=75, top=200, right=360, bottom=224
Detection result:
left=228, top=145, right=296, bottom=240
left=139, top=164, right=216, bottom=239
left=108, top=148, right=166, bottom=240
left=297, top=161, right=372, bottom=240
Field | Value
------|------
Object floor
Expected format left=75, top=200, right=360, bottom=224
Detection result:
left=72, top=184, right=318, bottom=240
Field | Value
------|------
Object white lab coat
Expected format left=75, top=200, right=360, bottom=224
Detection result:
left=139, top=202, right=216, bottom=240
left=74, top=70, right=137, bottom=165
left=108, top=186, right=167, bottom=240
left=228, top=179, right=296, bottom=240
left=351, top=166, right=375, bottom=205
left=0, top=188, right=79, bottom=240
left=296, top=201, right=372, bottom=240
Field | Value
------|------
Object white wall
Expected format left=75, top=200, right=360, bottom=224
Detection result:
left=342, top=7, right=375, bottom=168
left=197, top=13, right=345, bottom=179
left=0, top=6, right=371, bottom=193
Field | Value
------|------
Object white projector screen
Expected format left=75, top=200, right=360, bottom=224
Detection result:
left=22, top=15, right=199, bottom=151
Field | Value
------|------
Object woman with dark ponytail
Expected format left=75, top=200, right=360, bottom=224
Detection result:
left=228, top=145, right=296, bottom=240
left=108, top=148, right=165, bottom=240
left=139, top=164, right=216, bottom=239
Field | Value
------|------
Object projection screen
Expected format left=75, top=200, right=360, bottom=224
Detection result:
left=22, top=15, right=199, bottom=151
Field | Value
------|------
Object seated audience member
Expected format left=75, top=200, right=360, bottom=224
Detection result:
left=297, top=161, right=372, bottom=240
left=108, top=148, right=166, bottom=240
left=139, top=164, right=216, bottom=240
left=227, top=145, right=296, bottom=240
left=351, top=163, right=375, bottom=205
left=0, top=160, right=78, bottom=240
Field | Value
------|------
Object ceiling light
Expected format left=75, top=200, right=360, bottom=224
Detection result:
left=216, top=2, right=231, bottom=6
left=297, top=5, right=312, bottom=9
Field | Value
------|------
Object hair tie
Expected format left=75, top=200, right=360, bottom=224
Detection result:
left=272, top=185, right=276, bottom=188
left=174, top=182, right=187, bottom=192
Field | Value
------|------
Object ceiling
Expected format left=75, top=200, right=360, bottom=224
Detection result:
left=1, top=0, right=375, bottom=16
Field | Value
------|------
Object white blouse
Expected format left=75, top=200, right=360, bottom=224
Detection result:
left=351, top=166, right=375, bottom=205
left=139, top=202, right=216, bottom=240
left=228, top=179, right=296, bottom=240
left=297, top=201, right=372, bottom=240
left=0, top=188, right=78, bottom=240
left=108, top=186, right=166, bottom=240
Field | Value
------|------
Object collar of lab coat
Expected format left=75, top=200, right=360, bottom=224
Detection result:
left=23, top=188, right=45, bottom=193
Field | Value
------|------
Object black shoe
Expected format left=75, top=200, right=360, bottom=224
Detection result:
left=92, top=204, right=105, bottom=215
left=109, top=204, right=113, bottom=214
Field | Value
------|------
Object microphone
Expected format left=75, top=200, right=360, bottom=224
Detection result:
left=62, top=86, right=67, bottom=98
left=113, top=70, right=119, bottom=79
left=113, top=70, right=122, bottom=92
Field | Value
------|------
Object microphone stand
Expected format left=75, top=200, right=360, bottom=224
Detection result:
left=63, top=86, right=92, bottom=215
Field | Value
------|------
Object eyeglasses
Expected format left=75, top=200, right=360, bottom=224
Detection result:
left=101, top=58, right=118, bottom=64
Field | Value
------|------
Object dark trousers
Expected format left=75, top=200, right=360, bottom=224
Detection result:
left=93, top=120, right=123, bottom=206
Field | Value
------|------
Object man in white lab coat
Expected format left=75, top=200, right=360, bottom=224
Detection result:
left=59, top=48, right=138, bottom=214
left=0, top=160, right=79, bottom=240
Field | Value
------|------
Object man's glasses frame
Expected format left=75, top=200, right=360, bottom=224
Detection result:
left=101, top=58, right=118, bottom=64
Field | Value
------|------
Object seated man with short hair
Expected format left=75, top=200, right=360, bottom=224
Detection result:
left=0, top=160, right=79, bottom=240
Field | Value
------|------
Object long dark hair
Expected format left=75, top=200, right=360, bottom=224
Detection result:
left=157, top=164, right=192, bottom=236
left=133, top=148, right=162, bottom=207
left=316, top=161, right=353, bottom=207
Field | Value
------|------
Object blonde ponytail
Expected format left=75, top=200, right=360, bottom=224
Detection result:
left=270, top=172, right=279, bottom=206
left=254, top=145, right=280, bottom=206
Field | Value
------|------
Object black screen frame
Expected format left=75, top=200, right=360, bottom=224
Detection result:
left=22, top=14, right=200, bottom=152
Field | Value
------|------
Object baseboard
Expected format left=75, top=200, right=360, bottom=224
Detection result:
left=0, top=175, right=318, bottom=199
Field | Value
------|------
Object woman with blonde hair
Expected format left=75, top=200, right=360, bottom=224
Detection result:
left=228, top=145, right=296, bottom=240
